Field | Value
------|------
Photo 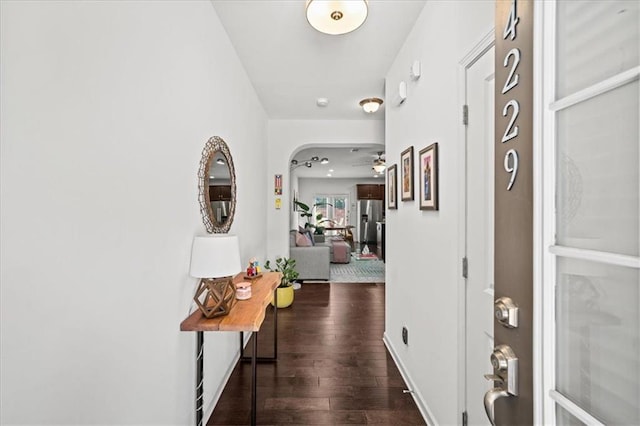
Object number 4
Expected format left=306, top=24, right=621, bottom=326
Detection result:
left=503, top=0, right=519, bottom=41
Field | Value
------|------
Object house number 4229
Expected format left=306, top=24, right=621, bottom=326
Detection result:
left=501, top=0, right=520, bottom=191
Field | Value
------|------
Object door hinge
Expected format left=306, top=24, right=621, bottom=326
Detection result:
left=462, top=410, right=468, bottom=426
left=462, top=257, right=468, bottom=279
left=462, top=104, right=469, bottom=126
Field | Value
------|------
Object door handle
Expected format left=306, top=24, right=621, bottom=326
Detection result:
left=483, top=345, right=518, bottom=425
left=484, top=387, right=509, bottom=426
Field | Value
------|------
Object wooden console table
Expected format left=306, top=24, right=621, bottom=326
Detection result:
left=180, top=271, right=282, bottom=426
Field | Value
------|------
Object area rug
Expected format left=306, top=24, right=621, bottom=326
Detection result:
left=329, top=258, right=385, bottom=283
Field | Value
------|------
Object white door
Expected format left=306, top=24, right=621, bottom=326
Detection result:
left=540, top=1, right=640, bottom=424
left=464, top=43, right=495, bottom=425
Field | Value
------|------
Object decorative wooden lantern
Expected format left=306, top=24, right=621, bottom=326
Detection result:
left=193, top=277, right=236, bottom=318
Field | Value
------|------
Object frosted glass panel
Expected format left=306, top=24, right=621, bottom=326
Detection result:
left=556, top=0, right=639, bottom=98
left=556, top=257, right=640, bottom=425
left=556, top=405, right=587, bottom=426
left=556, top=80, right=639, bottom=256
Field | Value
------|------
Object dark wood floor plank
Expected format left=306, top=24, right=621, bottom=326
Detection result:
left=207, top=282, right=426, bottom=425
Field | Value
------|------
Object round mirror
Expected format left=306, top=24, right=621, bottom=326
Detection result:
left=198, top=136, right=236, bottom=233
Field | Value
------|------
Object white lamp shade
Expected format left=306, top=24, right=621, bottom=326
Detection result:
left=189, top=235, right=241, bottom=278
left=306, top=0, right=368, bottom=35
left=373, top=163, right=386, bottom=173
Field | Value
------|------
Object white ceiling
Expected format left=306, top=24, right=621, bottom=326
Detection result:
left=291, top=145, right=385, bottom=179
left=211, top=0, right=427, bottom=121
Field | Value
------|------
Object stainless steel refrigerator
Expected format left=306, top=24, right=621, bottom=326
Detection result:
left=356, top=199, right=383, bottom=244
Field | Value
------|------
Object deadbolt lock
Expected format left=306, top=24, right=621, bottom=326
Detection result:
left=494, top=296, right=519, bottom=328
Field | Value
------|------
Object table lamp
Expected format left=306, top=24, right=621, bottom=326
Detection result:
left=189, top=234, right=241, bottom=318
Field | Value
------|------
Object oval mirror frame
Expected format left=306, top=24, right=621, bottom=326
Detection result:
left=197, top=136, right=236, bottom=233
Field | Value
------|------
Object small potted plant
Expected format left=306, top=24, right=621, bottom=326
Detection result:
left=264, top=256, right=299, bottom=308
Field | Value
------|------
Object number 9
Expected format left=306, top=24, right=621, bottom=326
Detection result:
left=504, top=149, right=519, bottom=191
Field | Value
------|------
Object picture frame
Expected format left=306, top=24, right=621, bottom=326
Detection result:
left=400, top=146, right=414, bottom=201
left=418, top=143, right=439, bottom=210
left=387, top=164, right=398, bottom=210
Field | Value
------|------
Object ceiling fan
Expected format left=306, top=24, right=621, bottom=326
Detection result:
left=372, top=152, right=386, bottom=173
left=351, top=151, right=386, bottom=173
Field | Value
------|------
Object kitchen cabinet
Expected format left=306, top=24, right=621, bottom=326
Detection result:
left=209, top=185, right=232, bottom=201
left=356, top=184, right=384, bottom=200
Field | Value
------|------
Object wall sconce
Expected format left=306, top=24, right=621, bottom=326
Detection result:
left=189, top=235, right=241, bottom=318
left=305, top=0, right=368, bottom=35
left=359, top=97, right=383, bottom=113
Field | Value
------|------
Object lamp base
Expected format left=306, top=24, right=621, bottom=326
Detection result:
left=194, top=277, right=236, bottom=318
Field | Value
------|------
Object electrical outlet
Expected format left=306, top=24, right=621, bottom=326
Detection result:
left=402, top=326, right=408, bottom=345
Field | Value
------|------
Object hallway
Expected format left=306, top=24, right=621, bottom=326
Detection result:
left=208, top=283, right=425, bottom=425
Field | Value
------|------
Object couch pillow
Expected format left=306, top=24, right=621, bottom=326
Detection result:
left=295, top=232, right=312, bottom=247
left=303, top=230, right=315, bottom=246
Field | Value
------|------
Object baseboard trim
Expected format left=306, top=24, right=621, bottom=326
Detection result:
left=202, top=332, right=253, bottom=424
left=383, top=332, right=439, bottom=426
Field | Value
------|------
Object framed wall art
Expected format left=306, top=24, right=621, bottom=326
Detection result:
left=401, top=146, right=414, bottom=201
left=418, top=143, right=438, bottom=210
left=387, top=164, right=398, bottom=210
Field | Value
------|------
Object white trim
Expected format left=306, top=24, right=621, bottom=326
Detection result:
left=549, top=245, right=640, bottom=269
left=383, top=333, right=437, bottom=426
left=459, top=28, right=495, bottom=68
left=549, top=66, right=640, bottom=111
left=549, top=390, right=605, bottom=426
left=532, top=1, right=546, bottom=424
left=540, top=1, right=558, bottom=425
left=456, top=26, right=495, bottom=422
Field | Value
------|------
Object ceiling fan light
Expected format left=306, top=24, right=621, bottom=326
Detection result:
left=373, top=163, right=386, bottom=173
left=306, top=0, right=368, bottom=35
left=359, top=97, right=383, bottom=113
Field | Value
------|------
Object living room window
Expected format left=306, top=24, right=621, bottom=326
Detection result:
left=314, top=194, right=348, bottom=227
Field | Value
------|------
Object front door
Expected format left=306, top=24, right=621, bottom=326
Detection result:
left=490, top=0, right=535, bottom=424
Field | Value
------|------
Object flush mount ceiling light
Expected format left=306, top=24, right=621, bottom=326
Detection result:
left=306, top=0, right=368, bottom=35
left=359, top=97, right=383, bottom=114
left=291, top=156, right=330, bottom=170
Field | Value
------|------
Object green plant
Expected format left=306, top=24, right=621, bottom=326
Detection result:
left=294, top=201, right=334, bottom=234
left=264, top=257, right=299, bottom=288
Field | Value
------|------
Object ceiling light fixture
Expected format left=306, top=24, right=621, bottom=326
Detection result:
left=291, top=156, right=330, bottom=170
left=359, top=97, right=383, bottom=113
left=305, top=0, right=368, bottom=35
left=372, top=151, right=386, bottom=173
left=372, top=162, right=386, bottom=173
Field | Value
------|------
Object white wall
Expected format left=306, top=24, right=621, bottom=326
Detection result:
left=266, top=120, right=384, bottom=259
left=296, top=177, right=382, bottom=229
left=0, top=2, right=266, bottom=424
left=383, top=1, right=493, bottom=425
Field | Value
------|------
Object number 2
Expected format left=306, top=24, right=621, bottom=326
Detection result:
left=501, top=100, right=520, bottom=143
left=503, top=0, right=519, bottom=41
left=502, top=48, right=520, bottom=94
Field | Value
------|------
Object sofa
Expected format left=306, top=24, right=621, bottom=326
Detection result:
left=289, top=230, right=330, bottom=281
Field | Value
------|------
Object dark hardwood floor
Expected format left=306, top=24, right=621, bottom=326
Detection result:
left=208, top=282, right=426, bottom=425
